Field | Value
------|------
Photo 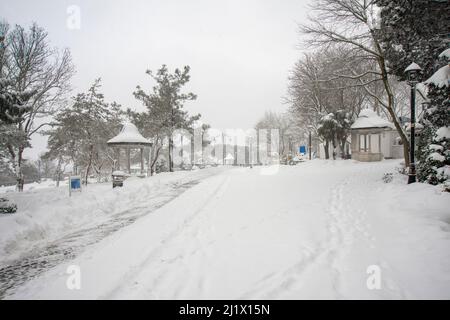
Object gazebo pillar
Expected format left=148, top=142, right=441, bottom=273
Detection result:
left=140, top=148, right=144, bottom=175
left=127, top=147, right=131, bottom=174
left=115, top=148, right=121, bottom=170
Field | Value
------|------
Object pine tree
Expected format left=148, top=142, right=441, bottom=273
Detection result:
left=45, top=79, right=123, bottom=184
left=133, top=65, right=199, bottom=172
left=376, top=0, right=450, bottom=79
left=317, top=113, right=338, bottom=159
left=416, top=51, right=450, bottom=187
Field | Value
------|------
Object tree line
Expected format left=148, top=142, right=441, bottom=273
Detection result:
left=0, top=20, right=204, bottom=191
left=284, top=0, right=449, bottom=186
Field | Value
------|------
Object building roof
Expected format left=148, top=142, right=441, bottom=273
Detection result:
left=351, top=109, right=395, bottom=130
left=107, top=122, right=152, bottom=146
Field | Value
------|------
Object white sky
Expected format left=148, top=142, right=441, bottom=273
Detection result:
left=0, top=0, right=310, bottom=159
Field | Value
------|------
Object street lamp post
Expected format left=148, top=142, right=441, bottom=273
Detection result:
left=307, top=125, right=314, bottom=160
left=309, top=130, right=312, bottom=160
left=404, top=62, right=422, bottom=184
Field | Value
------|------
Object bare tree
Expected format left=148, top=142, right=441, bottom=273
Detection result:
left=300, top=0, right=411, bottom=166
left=2, top=22, right=74, bottom=191
left=287, top=48, right=368, bottom=158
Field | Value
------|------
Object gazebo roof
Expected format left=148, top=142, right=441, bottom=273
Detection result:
left=107, top=122, right=152, bottom=147
left=351, top=109, right=394, bottom=130
left=224, top=153, right=234, bottom=160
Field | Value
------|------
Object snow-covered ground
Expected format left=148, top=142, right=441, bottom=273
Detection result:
left=2, top=160, right=450, bottom=299
left=0, top=168, right=224, bottom=265
left=0, top=167, right=226, bottom=298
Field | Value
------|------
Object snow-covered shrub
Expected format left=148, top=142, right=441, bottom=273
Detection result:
left=395, top=164, right=408, bottom=175
left=417, top=50, right=450, bottom=188
left=382, top=173, right=394, bottom=183
left=443, top=180, right=450, bottom=193
left=417, top=86, right=449, bottom=186
left=0, top=197, right=17, bottom=214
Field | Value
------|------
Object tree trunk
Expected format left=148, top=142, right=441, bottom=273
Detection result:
left=84, top=145, right=94, bottom=185
left=55, top=156, right=63, bottom=187
left=168, top=136, right=173, bottom=172
left=372, top=35, right=411, bottom=167
left=340, top=138, right=347, bottom=159
left=150, top=145, right=161, bottom=176
left=191, top=135, right=195, bottom=166
left=332, top=138, right=337, bottom=160
left=14, top=146, right=24, bottom=192
left=324, top=140, right=330, bottom=159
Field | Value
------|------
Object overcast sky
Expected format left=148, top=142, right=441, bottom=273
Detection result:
left=0, top=0, right=309, bottom=159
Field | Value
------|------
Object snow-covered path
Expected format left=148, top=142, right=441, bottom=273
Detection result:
left=0, top=168, right=225, bottom=298
left=6, top=160, right=450, bottom=299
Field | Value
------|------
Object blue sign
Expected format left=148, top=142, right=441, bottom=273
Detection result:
left=299, top=145, right=307, bottom=154
left=69, top=176, right=81, bottom=196
left=71, top=178, right=81, bottom=190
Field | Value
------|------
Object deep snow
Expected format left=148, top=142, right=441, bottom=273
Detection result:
left=2, top=160, right=450, bottom=299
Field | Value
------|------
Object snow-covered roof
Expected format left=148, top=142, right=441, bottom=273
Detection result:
left=424, top=65, right=450, bottom=88
left=224, top=153, right=234, bottom=160
left=107, top=122, right=152, bottom=146
left=439, top=48, right=450, bottom=60
left=351, top=109, right=394, bottom=130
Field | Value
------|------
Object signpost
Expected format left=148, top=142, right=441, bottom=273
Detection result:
left=69, top=176, right=81, bottom=196
left=299, top=145, right=307, bottom=155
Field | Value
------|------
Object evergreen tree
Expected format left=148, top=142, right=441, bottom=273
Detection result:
left=45, top=79, right=123, bottom=184
left=416, top=51, right=450, bottom=187
left=317, top=113, right=338, bottom=159
left=334, top=110, right=354, bottom=159
left=376, top=0, right=450, bottom=79
left=133, top=65, right=199, bottom=172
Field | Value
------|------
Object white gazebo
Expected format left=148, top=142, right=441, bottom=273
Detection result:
left=350, top=109, right=396, bottom=162
left=224, top=153, right=234, bottom=165
left=107, top=122, right=152, bottom=175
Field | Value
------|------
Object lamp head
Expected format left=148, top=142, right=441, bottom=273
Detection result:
left=405, top=62, right=422, bottom=85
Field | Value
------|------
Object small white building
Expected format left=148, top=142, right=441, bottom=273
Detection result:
left=350, top=109, right=402, bottom=161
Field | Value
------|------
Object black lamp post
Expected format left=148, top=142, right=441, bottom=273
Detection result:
left=404, top=62, right=422, bottom=184
left=307, top=125, right=313, bottom=160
